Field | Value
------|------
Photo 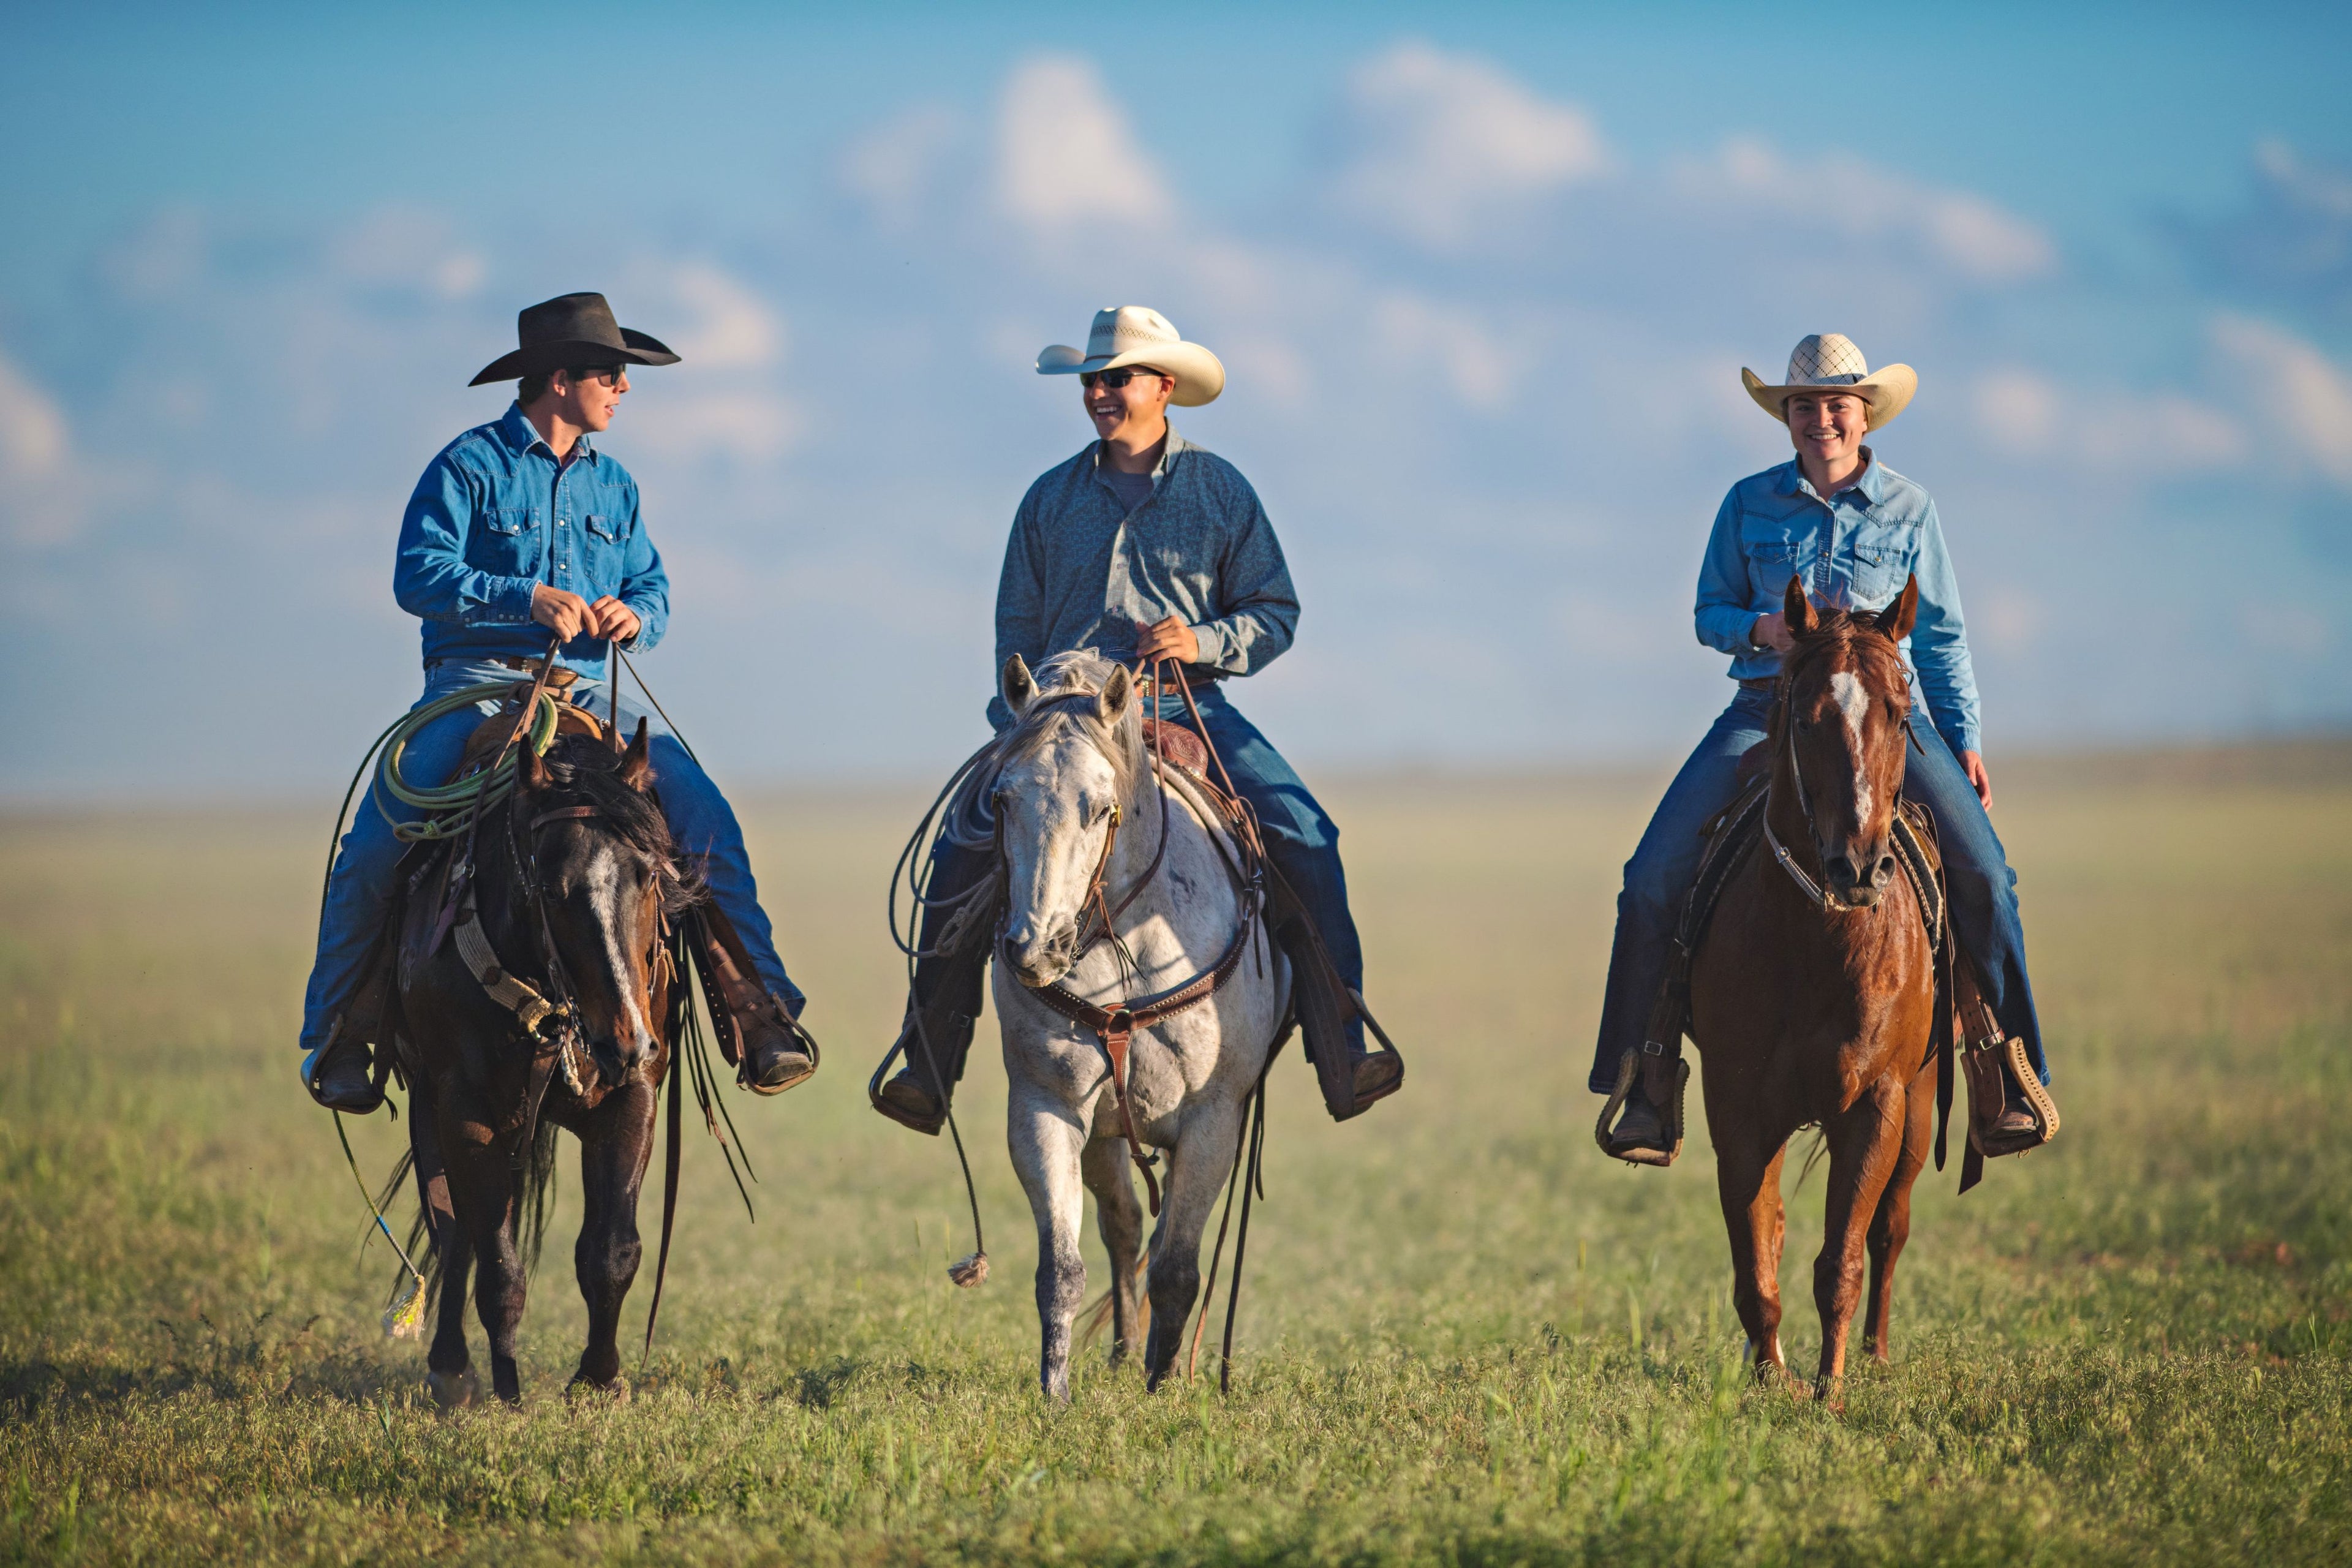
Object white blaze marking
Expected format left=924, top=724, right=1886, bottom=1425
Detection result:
left=586, top=848, right=651, bottom=1050
left=1828, top=671, right=1873, bottom=829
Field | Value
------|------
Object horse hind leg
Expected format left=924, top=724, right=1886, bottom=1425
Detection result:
left=1863, top=1055, right=1937, bottom=1364
left=1079, top=1136, right=1147, bottom=1369
left=1812, top=1079, right=1909, bottom=1403
left=1716, top=1136, right=1790, bottom=1377
left=1142, top=1100, right=1246, bottom=1392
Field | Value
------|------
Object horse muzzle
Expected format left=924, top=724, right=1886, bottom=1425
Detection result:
left=1820, top=837, right=1898, bottom=908
left=1001, top=921, right=1078, bottom=988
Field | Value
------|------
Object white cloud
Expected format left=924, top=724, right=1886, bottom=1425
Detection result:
left=1328, top=41, right=1605, bottom=251
left=994, top=55, right=1172, bottom=230
left=627, top=390, right=802, bottom=466
left=1972, top=367, right=2245, bottom=474
left=0, top=347, right=88, bottom=549
left=2209, top=314, right=2352, bottom=486
left=1368, top=292, right=1525, bottom=410
left=663, top=262, right=784, bottom=370
left=837, top=104, right=964, bottom=227
left=328, top=207, right=485, bottom=300
left=1687, top=138, right=2056, bottom=284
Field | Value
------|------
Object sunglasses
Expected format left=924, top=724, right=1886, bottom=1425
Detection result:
left=567, top=364, right=629, bottom=387
left=1079, top=366, right=1167, bottom=391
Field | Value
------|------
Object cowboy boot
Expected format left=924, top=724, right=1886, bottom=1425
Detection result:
left=870, top=938, right=990, bottom=1135
left=1603, top=1082, right=1670, bottom=1159
left=1278, top=919, right=1403, bottom=1122
left=301, top=1011, right=385, bottom=1114
left=696, top=909, right=816, bottom=1096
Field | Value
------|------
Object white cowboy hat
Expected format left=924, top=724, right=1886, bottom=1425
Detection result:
left=1036, top=306, right=1226, bottom=407
left=1741, top=333, right=1917, bottom=428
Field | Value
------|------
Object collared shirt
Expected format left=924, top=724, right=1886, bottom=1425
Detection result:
left=990, top=428, right=1300, bottom=729
left=393, top=402, right=669, bottom=673
left=1694, top=450, right=1981, bottom=754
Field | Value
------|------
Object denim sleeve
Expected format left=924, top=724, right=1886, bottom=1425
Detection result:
left=614, top=480, right=668, bottom=654
left=393, top=450, right=539, bottom=625
left=1189, top=478, right=1298, bottom=676
left=1907, top=500, right=1982, bottom=756
left=988, top=488, right=1047, bottom=733
left=1693, top=486, right=1757, bottom=654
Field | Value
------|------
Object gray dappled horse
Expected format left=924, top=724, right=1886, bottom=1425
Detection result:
left=991, top=650, right=1291, bottom=1402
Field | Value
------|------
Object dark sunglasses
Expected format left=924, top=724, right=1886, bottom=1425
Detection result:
left=567, top=364, right=628, bottom=387
left=1079, top=366, right=1166, bottom=391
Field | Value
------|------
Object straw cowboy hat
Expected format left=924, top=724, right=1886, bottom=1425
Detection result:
left=1741, top=333, right=1917, bottom=428
left=1035, top=306, right=1226, bottom=407
left=469, top=292, right=681, bottom=386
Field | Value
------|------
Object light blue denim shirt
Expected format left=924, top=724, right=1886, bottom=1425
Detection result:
left=393, top=403, right=669, bottom=674
left=990, top=429, right=1299, bottom=729
left=1695, top=451, right=1981, bottom=755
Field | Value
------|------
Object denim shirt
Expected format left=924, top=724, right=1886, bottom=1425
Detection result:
left=393, top=403, right=669, bottom=674
left=990, top=429, right=1300, bottom=730
left=1694, top=452, right=1981, bottom=755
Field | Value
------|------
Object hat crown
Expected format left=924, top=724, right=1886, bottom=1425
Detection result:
left=1784, top=333, right=1871, bottom=388
left=1087, top=306, right=1182, bottom=360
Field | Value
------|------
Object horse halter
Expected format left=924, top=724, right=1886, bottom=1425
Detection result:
left=1762, top=644, right=1917, bottom=916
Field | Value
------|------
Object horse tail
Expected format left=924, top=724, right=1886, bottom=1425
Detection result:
left=1075, top=1257, right=1152, bottom=1352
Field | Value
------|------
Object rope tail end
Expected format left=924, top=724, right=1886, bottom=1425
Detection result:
left=948, top=1250, right=990, bottom=1289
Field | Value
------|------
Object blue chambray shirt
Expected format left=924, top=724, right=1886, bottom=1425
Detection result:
left=393, top=403, right=669, bottom=674
left=990, top=429, right=1299, bottom=731
left=1694, top=450, right=1981, bottom=755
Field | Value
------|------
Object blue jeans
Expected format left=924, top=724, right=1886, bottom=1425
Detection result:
left=1588, top=685, right=2046, bottom=1093
left=300, top=659, right=801, bottom=1052
left=913, top=682, right=1364, bottom=1044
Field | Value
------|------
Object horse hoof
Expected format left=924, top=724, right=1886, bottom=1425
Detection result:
left=567, top=1374, right=630, bottom=1404
left=427, top=1368, right=480, bottom=1411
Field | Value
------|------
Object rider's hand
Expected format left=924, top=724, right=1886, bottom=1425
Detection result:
left=589, top=596, right=642, bottom=644
left=532, top=584, right=593, bottom=642
left=1962, top=750, right=1994, bottom=810
left=1135, top=616, right=1199, bottom=665
left=1750, top=612, right=1795, bottom=653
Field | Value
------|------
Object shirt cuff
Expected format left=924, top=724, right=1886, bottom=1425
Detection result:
left=477, top=576, right=541, bottom=627
left=1188, top=620, right=1229, bottom=669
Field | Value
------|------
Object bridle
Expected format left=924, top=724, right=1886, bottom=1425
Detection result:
left=1761, top=639, right=1923, bottom=916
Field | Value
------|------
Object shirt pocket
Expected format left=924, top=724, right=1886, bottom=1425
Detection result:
left=478, top=505, right=543, bottom=577
left=1850, top=517, right=1922, bottom=606
left=1740, top=523, right=1806, bottom=599
left=581, top=511, right=628, bottom=590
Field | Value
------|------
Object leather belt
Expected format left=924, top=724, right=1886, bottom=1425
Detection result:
left=1738, top=677, right=1778, bottom=693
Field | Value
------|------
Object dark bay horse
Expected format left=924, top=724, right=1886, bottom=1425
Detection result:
left=1688, top=575, right=1940, bottom=1396
left=395, top=721, right=699, bottom=1406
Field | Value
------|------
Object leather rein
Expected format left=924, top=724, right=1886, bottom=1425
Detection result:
left=998, top=669, right=1267, bottom=1217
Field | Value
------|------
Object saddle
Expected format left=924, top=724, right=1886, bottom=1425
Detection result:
left=1605, top=765, right=2049, bottom=1185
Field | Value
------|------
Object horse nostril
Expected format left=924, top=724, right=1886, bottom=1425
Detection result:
left=1875, top=855, right=1898, bottom=885
left=1825, top=854, right=1856, bottom=885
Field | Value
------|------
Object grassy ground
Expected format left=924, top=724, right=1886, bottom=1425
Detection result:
left=2, top=743, right=2348, bottom=1565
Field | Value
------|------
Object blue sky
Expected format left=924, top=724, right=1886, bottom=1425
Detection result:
left=4, top=1, right=2349, bottom=797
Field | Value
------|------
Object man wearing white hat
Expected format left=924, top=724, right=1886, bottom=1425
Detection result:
left=1594, top=334, right=2055, bottom=1162
left=869, top=306, right=1404, bottom=1133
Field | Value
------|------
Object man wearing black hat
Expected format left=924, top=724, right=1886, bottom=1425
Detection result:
left=299, top=293, right=816, bottom=1111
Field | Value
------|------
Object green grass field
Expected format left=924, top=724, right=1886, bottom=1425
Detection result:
left=4, top=744, right=2348, bottom=1565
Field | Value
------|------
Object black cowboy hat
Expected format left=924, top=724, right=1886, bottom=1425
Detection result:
left=467, top=292, right=682, bottom=386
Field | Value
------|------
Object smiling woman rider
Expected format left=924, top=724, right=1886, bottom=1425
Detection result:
left=1591, top=334, right=2057, bottom=1164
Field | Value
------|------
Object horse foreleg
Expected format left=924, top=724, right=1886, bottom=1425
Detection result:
left=1009, top=1086, right=1090, bottom=1404
left=443, top=1116, right=528, bottom=1405
left=1714, top=1134, right=1789, bottom=1378
left=426, top=1231, right=478, bottom=1410
left=1142, top=1099, right=1245, bottom=1392
left=571, top=1082, right=657, bottom=1396
left=1813, top=1077, right=1907, bottom=1401
left=1864, top=1054, right=1936, bottom=1364
left=1079, top=1136, right=1145, bottom=1368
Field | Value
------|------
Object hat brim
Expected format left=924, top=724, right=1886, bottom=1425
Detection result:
left=1741, top=363, right=1917, bottom=428
left=469, top=328, right=681, bottom=387
left=1036, top=340, right=1226, bottom=407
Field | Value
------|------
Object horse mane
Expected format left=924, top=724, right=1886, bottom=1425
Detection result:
left=529, top=733, right=705, bottom=917
left=999, top=649, right=1144, bottom=800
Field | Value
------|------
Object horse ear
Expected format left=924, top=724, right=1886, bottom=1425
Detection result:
left=620, top=717, right=652, bottom=792
left=1879, top=573, right=1920, bottom=641
left=1001, top=654, right=1036, bottom=714
left=1782, top=575, right=1819, bottom=637
left=521, top=743, right=552, bottom=793
left=1098, top=665, right=1133, bottom=723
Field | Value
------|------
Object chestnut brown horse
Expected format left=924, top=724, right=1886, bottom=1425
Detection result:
left=1688, top=574, right=1940, bottom=1396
